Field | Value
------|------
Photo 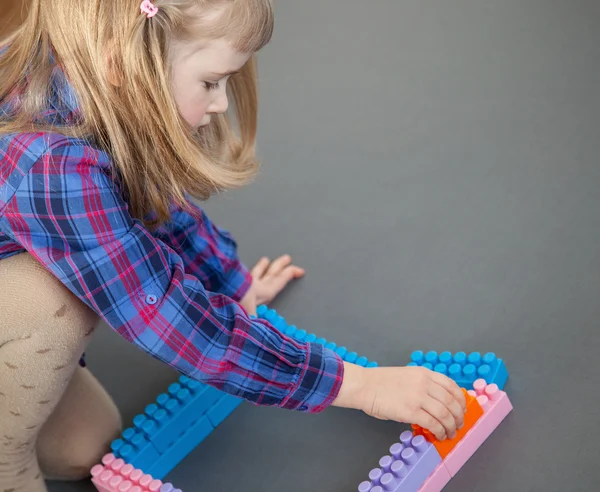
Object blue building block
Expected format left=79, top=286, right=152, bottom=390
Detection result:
left=206, top=394, right=243, bottom=427
left=147, top=395, right=241, bottom=479
left=256, top=305, right=378, bottom=368
left=358, top=430, right=442, bottom=492
left=110, top=379, right=236, bottom=472
left=147, top=415, right=214, bottom=480
left=132, top=376, right=222, bottom=453
left=485, top=355, right=508, bottom=389
left=407, top=350, right=508, bottom=390
left=110, top=426, right=161, bottom=470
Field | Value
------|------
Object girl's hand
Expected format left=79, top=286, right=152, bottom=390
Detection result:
left=332, top=363, right=466, bottom=440
left=240, top=255, right=305, bottom=315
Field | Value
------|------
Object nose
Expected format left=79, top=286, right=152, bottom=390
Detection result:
left=207, top=90, right=229, bottom=115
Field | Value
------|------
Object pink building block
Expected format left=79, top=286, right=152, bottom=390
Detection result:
left=91, top=453, right=182, bottom=492
left=443, top=379, right=513, bottom=477
left=417, top=463, right=452, bottom=492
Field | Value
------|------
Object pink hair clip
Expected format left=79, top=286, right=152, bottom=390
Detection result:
left=140, top=0, right=159, bottom=18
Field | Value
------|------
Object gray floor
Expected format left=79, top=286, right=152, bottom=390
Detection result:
left=50, top=1, right=600, bottom=491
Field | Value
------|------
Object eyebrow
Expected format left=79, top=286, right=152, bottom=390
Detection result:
left=207, top=70, right=240, bottom=78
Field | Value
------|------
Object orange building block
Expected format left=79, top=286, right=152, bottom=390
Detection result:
left=412, top=388, right=483, bottom=458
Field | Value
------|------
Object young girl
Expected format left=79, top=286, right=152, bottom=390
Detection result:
left=0, top=1, right=466, bottom=490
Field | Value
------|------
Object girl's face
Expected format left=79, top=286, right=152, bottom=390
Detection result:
left=171, top=37, right=251, bottom=128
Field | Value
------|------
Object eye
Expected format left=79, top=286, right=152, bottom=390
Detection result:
left=204, top=81, right=220, bottom=91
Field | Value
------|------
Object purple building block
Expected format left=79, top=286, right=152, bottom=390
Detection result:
left=160, top=484, right=183, bottom=492
left=358, top=431, right=442, bottom=492
left=416, top=463, right=451, bottom=492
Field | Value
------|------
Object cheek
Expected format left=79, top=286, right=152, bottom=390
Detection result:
left=179, top=93, right=208, bottom=127
left=172, top=79, right=211, bottom=127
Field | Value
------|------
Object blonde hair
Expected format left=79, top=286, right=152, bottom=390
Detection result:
left=0, top=0, right=273, bottom=227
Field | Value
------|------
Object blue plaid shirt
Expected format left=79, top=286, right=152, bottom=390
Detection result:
left=0, top=58, right=343, bottom=412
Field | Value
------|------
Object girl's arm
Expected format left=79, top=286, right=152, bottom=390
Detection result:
left=2, top=135, right=342, bottom=413
left=154, top=202, right=252, bottom=302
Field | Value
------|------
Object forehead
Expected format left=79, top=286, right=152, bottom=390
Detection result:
left=173, top=37, right=250, bottom=72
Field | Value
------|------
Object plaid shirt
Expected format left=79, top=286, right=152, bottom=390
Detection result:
left=0, top=61, right=343, bottom=412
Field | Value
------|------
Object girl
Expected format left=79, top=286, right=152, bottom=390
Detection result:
left=0, top=1, right=466, bottom=490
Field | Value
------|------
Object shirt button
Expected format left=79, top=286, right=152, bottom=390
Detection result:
left=299, top=405, right=308, bottom=411
left=146, top=294, right=158, bottom=305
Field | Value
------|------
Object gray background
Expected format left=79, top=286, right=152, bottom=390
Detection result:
left=50, top=0, right=600, bottom=491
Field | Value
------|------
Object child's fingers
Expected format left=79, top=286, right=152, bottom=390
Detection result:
left=431, top=372, right=466, bottom=412
left=256, top=266, right=305, bottom=304
left=285, top=265, right=305, bottom=279
left=267, top=254, right=293, bottom=275
left=269, top=266, right=305, bottom=296
left=422, top=397, right=456, bottom=439
left=278, top=266, right=305, bottom=286
left=427, top=383, right=464, bottom=431
left=413, top=409, right=447, bottom=441
left=251, top=257, right=270, bottom=278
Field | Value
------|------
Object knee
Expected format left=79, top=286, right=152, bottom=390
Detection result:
left=38, top=369, right=123, bottom=482
left=45, top=440, right=111, bottom=482
left=40, top=407, right=122, bottom=482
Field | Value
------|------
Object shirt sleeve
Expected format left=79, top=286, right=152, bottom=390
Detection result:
left=2, top=141, right=343, bottom=413
left=155, top=203, right=252, bottom=302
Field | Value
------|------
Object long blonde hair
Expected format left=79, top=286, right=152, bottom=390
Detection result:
left=0, top=0, right=273, bottom=227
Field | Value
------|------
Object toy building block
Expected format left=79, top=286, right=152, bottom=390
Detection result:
left=146, top=413, right=214, bottom=480
left=111, top=376, right=242, bottom=477
left=416, top=463, right=452, bottom=492
left=206, top=392, right=244, bottom=427
left=147, top=394, right=243, bottom=480
left=357, top=430, right=442, bottom=492
left=408, top=351, right=508, bottom=390
left=130, top=376, right=222, bottom=453
left=443, top=378, right=513, bottom=477
left=110, top=425, right=161, bottom=471
left=412, top=388, right=483, bottom=458
left=91, top=453, right=182, bottom=492
left=159, top=485, right=184, bottom=492
left=159, top=485, right=183, bottom=492
left=257, top=305, right=378, bottom=368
